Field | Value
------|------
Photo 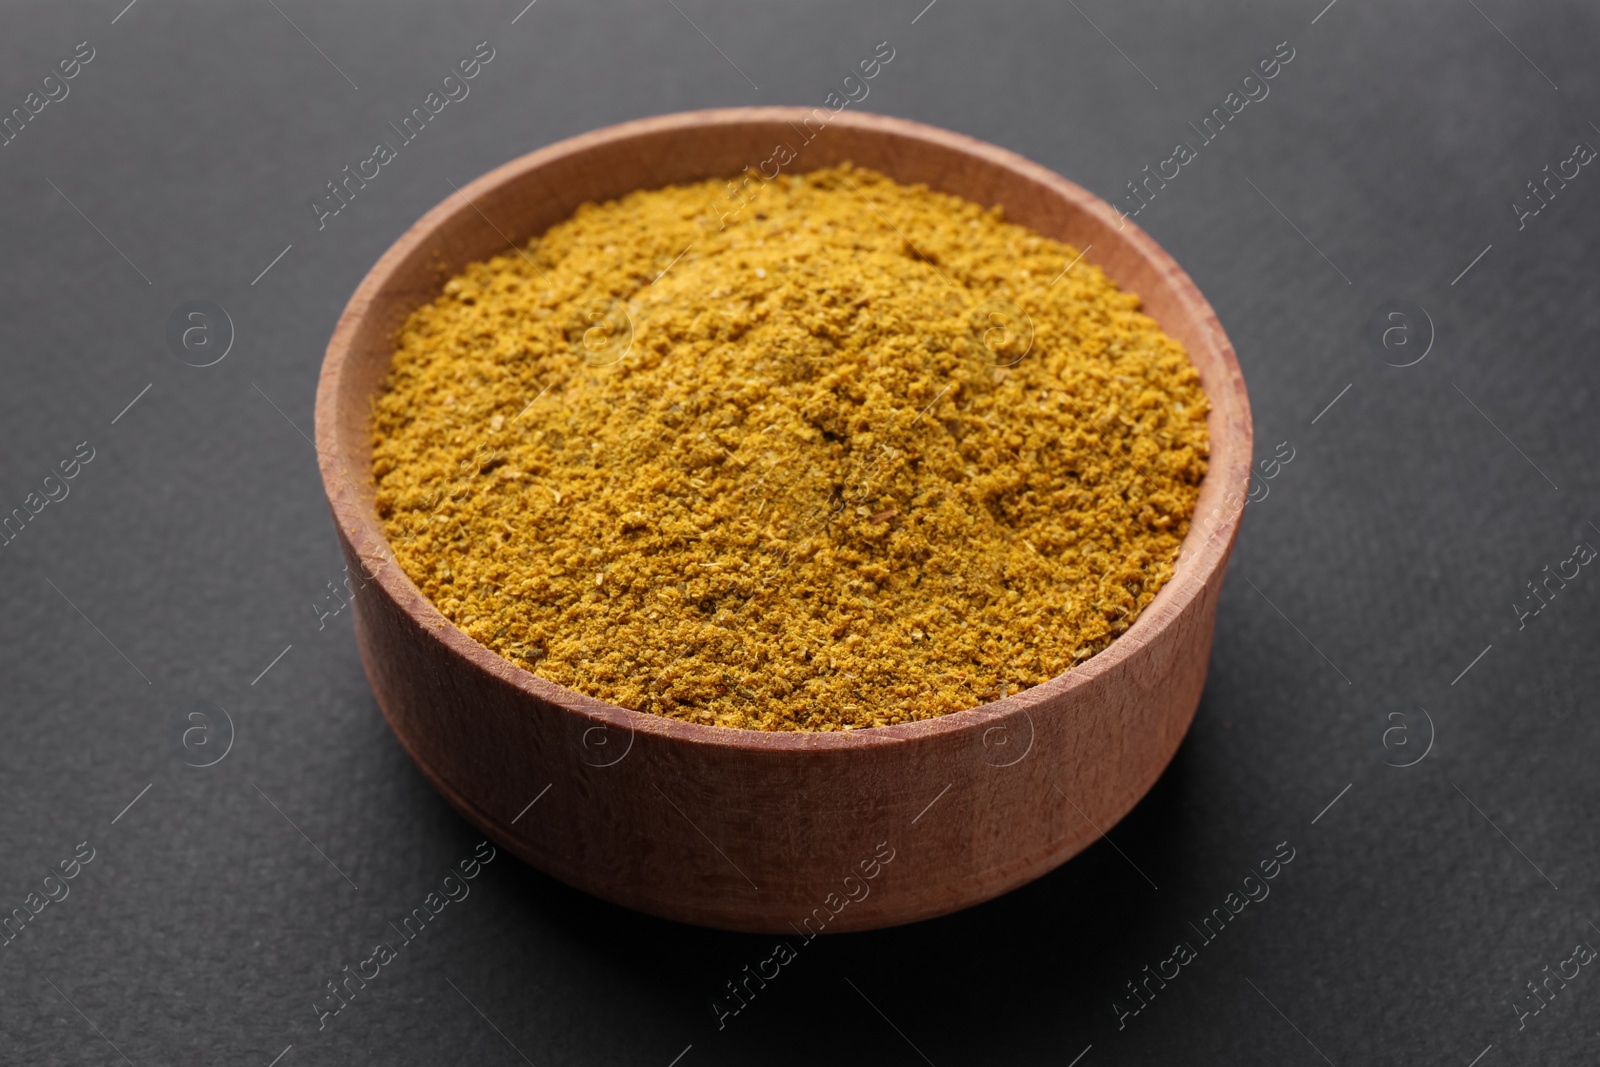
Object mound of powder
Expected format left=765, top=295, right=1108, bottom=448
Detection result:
left=371, top=165, right=1209, bottom=731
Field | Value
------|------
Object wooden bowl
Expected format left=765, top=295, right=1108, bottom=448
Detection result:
left=315, top=108, right=1252, bottom=932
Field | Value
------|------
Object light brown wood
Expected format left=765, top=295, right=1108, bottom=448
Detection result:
left=314, top=108, right=1252, bottom=932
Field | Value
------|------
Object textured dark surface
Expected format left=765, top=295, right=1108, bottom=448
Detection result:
left=1, top=1, right=1597, bottom=1064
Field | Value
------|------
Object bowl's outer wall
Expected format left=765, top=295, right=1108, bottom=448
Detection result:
left=316, top=109, right=1252, bottom=932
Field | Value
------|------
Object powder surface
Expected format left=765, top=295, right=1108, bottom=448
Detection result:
left=371, top=166, right=1209, bottom=731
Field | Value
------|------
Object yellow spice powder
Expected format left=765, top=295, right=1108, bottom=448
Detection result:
left=371, top=165, right=1209, bottom=731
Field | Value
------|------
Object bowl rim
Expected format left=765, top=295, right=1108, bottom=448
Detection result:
left=315, top=106, right=1251, bottom=755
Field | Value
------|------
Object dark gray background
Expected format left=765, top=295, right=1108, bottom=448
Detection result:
left=2, top=1, right=1597, bottom=1064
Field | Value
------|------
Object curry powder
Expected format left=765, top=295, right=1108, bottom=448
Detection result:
left=371, top=165, right=1209, bottom=731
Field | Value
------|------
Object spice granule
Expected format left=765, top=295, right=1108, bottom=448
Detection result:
left=371, top=165, right=1209, bottom=731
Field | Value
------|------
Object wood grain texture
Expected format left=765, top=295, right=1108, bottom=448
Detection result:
left=314, top=108, right=1253, bottom=932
